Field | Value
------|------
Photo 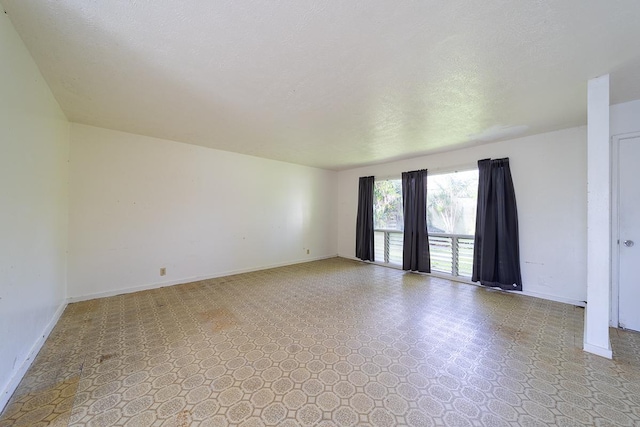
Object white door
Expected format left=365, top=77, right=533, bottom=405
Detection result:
left=618, top=135, right=640, bottom=332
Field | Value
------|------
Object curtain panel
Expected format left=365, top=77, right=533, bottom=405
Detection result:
left=402, top=169, right=431, bottom=273
left=355, top=176, right=375, bottom=261
left=472, top=158, right=522, bottom=291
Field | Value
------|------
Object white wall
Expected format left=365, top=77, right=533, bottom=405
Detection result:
left=337, top=127, right=588, bottom=305
left=68, top=124, right=338, bottom=300
left=611, top=99, right=640, bottom=136
left=0, top=14, right=69, bottom=409
left=584, top=75, right=611, bottom=359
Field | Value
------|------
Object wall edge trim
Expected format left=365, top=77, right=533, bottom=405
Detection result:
left=336, top=255, right=587, bottom=307
left=67, top=255, right=339, bottom=303
left=583, top=342, right=613, bottom=359
left=0, top=300, right=68, bottom=412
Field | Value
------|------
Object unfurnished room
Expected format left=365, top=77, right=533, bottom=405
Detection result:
left=1, top=1, right=640, bottom=426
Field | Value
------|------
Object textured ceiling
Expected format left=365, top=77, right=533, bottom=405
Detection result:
left=3, top=1, right=640, bottom=170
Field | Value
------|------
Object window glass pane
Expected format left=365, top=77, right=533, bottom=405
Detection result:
left=388, top=232, right=403, bottom=265
left=427, top=170, right=478, bottom=235
left=373, top=171, right=478, bottom=275
left=429, top=235, right=453, bottom=274
left=374, top=231, right=385, bottom=263
left=457, top=237, right=474, bottom=277
left=374, top=179, right=403, bottom=231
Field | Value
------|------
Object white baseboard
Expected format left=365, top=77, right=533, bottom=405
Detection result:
left=518, top=290, right=586, bottom=307
left=0, top=300, right=68, bottom=413
left=583, top=342, right=613, bottom=359
left=68, top=254, right=339, bottom=303
left=337, top=255, right=587, bottom=307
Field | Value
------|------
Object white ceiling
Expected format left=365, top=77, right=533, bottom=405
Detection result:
left=3, top=1, right=640, bottom=170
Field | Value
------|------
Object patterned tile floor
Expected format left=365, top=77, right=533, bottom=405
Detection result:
left=2, top=257, right=640, bottom=426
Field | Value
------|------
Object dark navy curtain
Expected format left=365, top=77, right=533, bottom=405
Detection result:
left=472, top=158, right=522, bottom=291
left=355, top=176, right=375, bottom=261
left=402, top=169, right=431, bottom=273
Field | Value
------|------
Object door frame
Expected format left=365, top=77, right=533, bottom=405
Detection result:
left=611, top=131, right=640, bottom=328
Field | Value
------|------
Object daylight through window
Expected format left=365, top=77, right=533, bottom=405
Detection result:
left=373, top=169, right=479, bottom=277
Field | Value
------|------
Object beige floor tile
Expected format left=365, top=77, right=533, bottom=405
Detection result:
left=2, top=258, right=639, bottom=426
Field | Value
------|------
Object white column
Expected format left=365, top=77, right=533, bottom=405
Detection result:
left=584, top=74, right=612, bottom=359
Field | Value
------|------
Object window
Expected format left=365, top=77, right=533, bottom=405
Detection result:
left=374, top=179, right=403, bottom=230
left=373, top=169, right=478, bottom=278
left=373, top=179, right=403, bottom=264
left=427, top=170, right=478, bottom=276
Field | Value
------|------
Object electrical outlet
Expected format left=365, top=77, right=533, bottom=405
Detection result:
left=160, top=267, right=166, bottom=276
left=306, top=249, right=310, bottom=254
